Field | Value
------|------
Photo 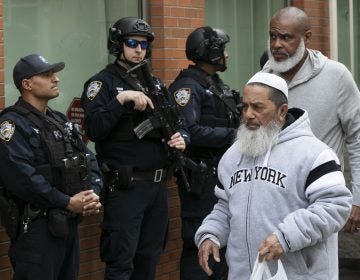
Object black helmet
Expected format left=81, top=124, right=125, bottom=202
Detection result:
left=186, top=26, right=230, bottom=71
left=108, top=17, right=154, bottom=57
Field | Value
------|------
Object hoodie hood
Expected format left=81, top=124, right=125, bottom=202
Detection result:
left=248, top=108, right=313, bottom=167
left=262, top=49, right=328, bottom=89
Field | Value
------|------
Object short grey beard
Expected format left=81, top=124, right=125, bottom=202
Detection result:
left=236, top=120, right=282, bottom=157
left=267, top=38, right=306, bottom=73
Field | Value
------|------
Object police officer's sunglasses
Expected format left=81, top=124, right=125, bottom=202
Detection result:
left=124, top=39, right=149, bottom=50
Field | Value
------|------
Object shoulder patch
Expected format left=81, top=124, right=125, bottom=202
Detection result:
left=0, top=120, right=16, bottom=142
left=86, top=81, right=102, bottom=100
left=174, top=88, right=191, bottom=107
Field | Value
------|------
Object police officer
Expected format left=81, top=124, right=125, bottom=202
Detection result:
left=80, top=17, right=187, bottom=280
left=169, top=27, right=241, bottom=280
left=0, top=54, right=102, bottom=280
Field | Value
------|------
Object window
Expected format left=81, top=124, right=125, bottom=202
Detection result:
left=4, top=0, right=139, bottom=111
left=205, top=0, right=284, bottom=90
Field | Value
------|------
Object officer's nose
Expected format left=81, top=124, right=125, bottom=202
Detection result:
left=52, top=74, right=60, bottom=82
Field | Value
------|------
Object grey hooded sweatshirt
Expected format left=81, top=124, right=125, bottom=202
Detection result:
left=262, top=50, right=360, bottom=205
left=195, top=108, right=352, bottom=280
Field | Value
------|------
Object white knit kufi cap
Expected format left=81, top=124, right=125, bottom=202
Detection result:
left=247, top=72, right=288, bottom=99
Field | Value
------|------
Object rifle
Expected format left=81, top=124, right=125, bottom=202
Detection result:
left=126, top=59, right=207, bottom=195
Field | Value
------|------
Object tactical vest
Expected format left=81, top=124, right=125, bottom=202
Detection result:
left=99, top=63, right=163, bottom=143
left=2, top=101, right=91, bottom=196
left=174, top=67, right=241, bottom=129
left=173, top=67, right=242, bottom=162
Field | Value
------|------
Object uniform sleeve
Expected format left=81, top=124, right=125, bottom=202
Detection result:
left=336, top=67, right=360, bottom=206
left=0, top=119, right=69, bottom=209
left=80, top=75, right=129, bottom=142
left=170, top=79, right=235, bottom=148
left=87, top=148, right=102, bottom=194
left=274, top=149, right=352, bottom=252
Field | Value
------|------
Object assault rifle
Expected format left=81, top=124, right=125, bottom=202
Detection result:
left=127, top=59, right=207, bottom=195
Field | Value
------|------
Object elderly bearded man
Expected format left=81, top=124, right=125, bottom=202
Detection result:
left=195, top=72, right=352, bottom=280
left=262, top=6, right=360, bottom=234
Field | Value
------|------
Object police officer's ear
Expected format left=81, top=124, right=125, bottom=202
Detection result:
left=21, top=79, right=34, bottom=91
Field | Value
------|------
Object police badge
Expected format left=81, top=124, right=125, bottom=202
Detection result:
left=174, top=88, right=191, bottom=107
left=86, top=81, right=102, bottom=100
left=0, top=120, right=16, bottom=142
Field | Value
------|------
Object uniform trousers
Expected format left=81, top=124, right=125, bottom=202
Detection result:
left=9, top=216, right=80, bottom=280
left=100, top=181, right=168, bottom=280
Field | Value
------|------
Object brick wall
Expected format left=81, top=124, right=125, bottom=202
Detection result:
left=292, top=0, right=330, bottom=56
left=151, top=2, right=205, bottom=279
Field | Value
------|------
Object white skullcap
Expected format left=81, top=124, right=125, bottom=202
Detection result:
left=247, top=72, right=288, bottom=99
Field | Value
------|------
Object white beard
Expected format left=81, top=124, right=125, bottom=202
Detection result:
left=267, top=38, right=306, bottom=73
left=236, top=120, right=282, bottom=157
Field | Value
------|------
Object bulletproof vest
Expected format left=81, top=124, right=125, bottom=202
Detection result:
left=2, top=101, right=91, bottom=196
left=176, top=67, right=240, bottom=129
left=101, top=63, right=163, bottom=143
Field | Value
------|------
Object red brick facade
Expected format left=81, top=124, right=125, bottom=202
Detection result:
left=0, top=1, right=330, bottom=279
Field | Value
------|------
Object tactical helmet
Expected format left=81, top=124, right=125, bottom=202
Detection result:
left=186, top=26, right=230, bottom=70
left=107, top=17, right=154, bottom=57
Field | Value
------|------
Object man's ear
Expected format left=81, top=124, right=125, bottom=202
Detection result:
left=278, top=104, right=288, bottom=123
left=22, top=79, right=32, bottom=91
left=304, top=30, right=312, bottom=46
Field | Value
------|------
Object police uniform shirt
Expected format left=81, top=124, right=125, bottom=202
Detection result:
left=0, top=99, right=101, bottom=207
left=169, top=66, right=236, bottom=158
left=81, top=62, right=178, bottom=170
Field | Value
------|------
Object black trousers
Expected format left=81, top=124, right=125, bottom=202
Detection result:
left=9, top=216, right=80, bottom=280
left=180, top=217, right=228, bottom=280
left=100, top=181, right=168, bottom=280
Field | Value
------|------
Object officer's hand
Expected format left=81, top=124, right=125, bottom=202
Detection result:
left=344, top=205, right=360, bottom=233
left=66, top=190, right=95, bottom=213
left=116, top=90, right=154, bottom=111
left=198, top=239, right=220, bottom=276
left=82, top=192, right=101, bottom=216
left=258, top=233, right=284, bottom=262
left=167, top=132, right=186, bottom=151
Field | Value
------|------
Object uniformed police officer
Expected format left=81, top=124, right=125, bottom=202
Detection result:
left=80, top=17, right=187, bottom=280
left=0, top=54, right=102, bottom=280
left=169, top=27, right=241, bottom=280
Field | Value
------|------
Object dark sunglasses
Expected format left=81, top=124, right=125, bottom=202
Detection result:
left=124, top=39, right=149, bottom=50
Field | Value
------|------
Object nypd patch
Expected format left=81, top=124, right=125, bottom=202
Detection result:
left=0, top=120, right=16, bottom=142
left=86, top=81, right=102, bottom=100
left=174, top=88, right=191, bottom=107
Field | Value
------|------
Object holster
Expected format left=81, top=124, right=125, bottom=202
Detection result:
left=188, top=161, right=209, bottom=196
left=102, top=164, right=133, bottom=191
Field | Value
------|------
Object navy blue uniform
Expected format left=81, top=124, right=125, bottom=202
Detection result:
left=81, top=61, right=187, bottom=280
left=0, top=98, right=102, bottom=280
left=169, top=65, right=240, bottom=280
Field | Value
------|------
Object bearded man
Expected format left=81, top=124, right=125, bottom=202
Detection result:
left=262, top=6, right=360, bottom=234
left=195, top=72, right=352, bottom=280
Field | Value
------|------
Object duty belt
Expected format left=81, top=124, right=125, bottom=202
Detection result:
left=132, top=169, right=166, bottom=183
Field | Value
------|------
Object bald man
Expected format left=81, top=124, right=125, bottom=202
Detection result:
left=262, top=6, right=360, bottom=234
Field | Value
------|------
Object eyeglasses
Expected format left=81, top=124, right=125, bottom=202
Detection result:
left=124, top=39, right=149, bottom=50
